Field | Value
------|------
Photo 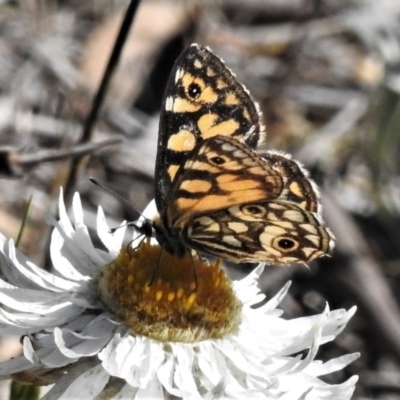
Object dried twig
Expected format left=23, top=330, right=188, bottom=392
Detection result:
left=0, top=137, right=122, bottom=178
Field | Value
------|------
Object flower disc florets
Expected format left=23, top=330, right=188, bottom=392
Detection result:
left=98, top=241, right=242, bottom=343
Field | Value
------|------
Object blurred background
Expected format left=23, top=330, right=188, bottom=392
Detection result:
left=0, top=0, right=399, bottom=398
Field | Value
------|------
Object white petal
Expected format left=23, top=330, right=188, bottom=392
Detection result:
left=141, top=199, right=158, bottom=221
left=53, top=314, right=118, bottom=358
left=98, top=332, right=123, bottom=376
left=0, top=303, right=82, bottom=331
left=42, top=361, right=109, bottom=400
left=305, top=353, right=360, bottom=377
left=214, top=339, right=265, bottom=379
left=57, top=188, right=74, bottom=236
left=72, top=192, right=85, bottom=227
left=0, top=355, right=36, bottom=375
left=7, top=239, right=81, bottom=292
left=196, top=341, right=224, bottom=387
left=301, top=375, right=359, bottom=399
left=157, top=352, right=188, bottom=398
left=0, top=280, right=73, bottom=313
left=22, top=336, right=36, bottom=364
left=72, top=193, right=109, bottom=267
left=233, top=268, right=268, bottom=308
left=50, top=226, right=91, bottom=281
left=259, top=281, right=291, bottom=313
left=47, top=192, right=109, bottom=278
left=139, top=340, right=166, bottom=387
left=54, top=329, right=109, bottom=359
left=58, top=363, right=109, bottom=400
left=96, top=206, right=125, bottom=257
left=0, top=238, right=56, bottom=290
left=171, top=344, right=198, bottom=396
left=112, top=384, right=138, bottom=399
left=288, top=323, right=322, bottom=374
left=136, top=379, right=163, bottom=400
left=50, top=218, right=104, bottom=278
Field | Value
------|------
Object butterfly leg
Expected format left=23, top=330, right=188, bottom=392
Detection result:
left=188, top=251, right=198, bottom=290
left=149, top=245, right=164, bottom=286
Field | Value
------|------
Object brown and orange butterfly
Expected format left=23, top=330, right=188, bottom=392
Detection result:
left=139, top=44, right=334, bottom=265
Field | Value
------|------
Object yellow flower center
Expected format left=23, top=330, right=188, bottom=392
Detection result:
left=98, top=241, right=242, bottom=343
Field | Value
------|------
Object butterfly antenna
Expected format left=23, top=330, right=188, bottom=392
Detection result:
left=89, top=177, right=144, bottom=217
left=89, top=177, right=151, bottom=236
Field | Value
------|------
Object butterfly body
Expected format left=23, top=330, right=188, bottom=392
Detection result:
left=144, top=44, right=334, bottom=265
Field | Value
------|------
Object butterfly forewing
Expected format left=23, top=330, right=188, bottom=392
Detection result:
left=166, top=136, right=283, bottom=227
left=155, top=44, right=265, bottom=212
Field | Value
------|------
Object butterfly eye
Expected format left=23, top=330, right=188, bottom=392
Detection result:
left=241, top=205, right=266, bottom=216
left=273, top=237, right=299, bottom=252
left=187, top=83, right=202, bottom=99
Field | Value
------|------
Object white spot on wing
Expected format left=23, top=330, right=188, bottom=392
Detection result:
left=175, top=68, right=183, bottom=83
left=300, top=224, right=318, bottom=235
left=306, top=235, right=320, bottom=247
left=221, top=143, right=237, bottom=152
left=165, top=96, right=174, bottom=111
left=233, top=150, right=247, bottom=158
left=223, top=235, right=242, bottom=247
left=302, top=247, right=316, bottom=259
left=283, top=210, right=304, bottom=223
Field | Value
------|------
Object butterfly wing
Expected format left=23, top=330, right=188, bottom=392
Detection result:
left=261, top=151, right=321, bottom=213
left=165, top=135, right=283, bottom=228
left=186, top=201, right=334, bottom=264
left=155, top=44, right=265, bottom=212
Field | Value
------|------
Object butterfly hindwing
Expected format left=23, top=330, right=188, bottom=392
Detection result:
left=261, top=152, right=321, bottom=213
left=155, top=44, right=265, bottom=212
left=187, top=201, right=333, bottom=264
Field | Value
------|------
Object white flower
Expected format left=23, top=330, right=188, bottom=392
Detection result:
left=0, top=191, right=359, bottom=399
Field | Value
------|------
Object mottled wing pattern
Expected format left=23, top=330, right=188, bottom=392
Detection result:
left=155, top=44, right=265, bottom=212
left=261, top=151, right=320, bottom=213
left=187, top=201, right=334, bottom=265
left=166, top=135, right=283, bottom=227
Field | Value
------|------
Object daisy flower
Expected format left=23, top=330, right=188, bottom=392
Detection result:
left=0, top=191, right=359, bottom=399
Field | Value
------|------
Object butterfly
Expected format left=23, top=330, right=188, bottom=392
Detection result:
left=139, top=43, right=334, bottom=265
